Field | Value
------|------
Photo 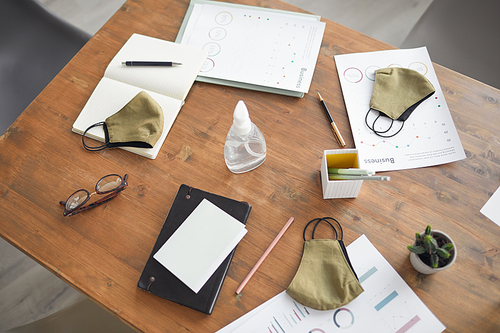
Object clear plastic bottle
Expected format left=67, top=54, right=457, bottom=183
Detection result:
left=224, top=101, right=266, bottom=173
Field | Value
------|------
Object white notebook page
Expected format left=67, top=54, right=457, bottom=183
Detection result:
left=105, top=34, right=208, bottom=101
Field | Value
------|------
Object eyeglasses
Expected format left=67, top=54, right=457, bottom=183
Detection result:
left=59, top=174, right=128, bottom=217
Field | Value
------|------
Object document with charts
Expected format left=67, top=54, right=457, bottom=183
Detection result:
left=334, top=47, right=466, bottom=172
left=217, top=235, right=445, bottom=333
left=177, top=0, right=325, bottom=97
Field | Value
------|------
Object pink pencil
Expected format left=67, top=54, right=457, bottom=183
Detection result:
left=235, top=216, right=295, bottom=295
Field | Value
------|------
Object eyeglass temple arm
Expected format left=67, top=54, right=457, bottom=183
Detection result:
left=65, top=190, right=123, bottom=217
left=61, top=174, right=128, bottom=216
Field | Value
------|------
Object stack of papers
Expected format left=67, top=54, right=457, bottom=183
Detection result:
left=177, top=0, right=325, bottom=97
left=154, top=198, right=247, bottom=293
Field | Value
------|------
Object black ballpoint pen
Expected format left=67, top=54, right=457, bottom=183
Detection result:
left=122, top=61, right=182, bottom=66
left=317, top=92, right=346, bottom=147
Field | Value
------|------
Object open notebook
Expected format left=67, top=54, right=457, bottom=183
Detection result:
left=72, top=33, right=208, bottom=159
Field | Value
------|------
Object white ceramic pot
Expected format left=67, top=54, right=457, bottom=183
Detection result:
left=409, top=230, right=457, bottom=274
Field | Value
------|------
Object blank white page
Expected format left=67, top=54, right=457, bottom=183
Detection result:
left=154, top=199, right=247, bottom=293
left=480, top=186, right=500, bottom=227
left=105, top=33, right=208, bottom=101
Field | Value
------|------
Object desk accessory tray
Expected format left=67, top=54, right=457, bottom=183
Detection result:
left=321, top=149, right=364, bottom=199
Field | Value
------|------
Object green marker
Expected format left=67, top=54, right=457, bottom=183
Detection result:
left=328, top=168, right=375, bottom=176
left=329, top=174, right=390, bottom=181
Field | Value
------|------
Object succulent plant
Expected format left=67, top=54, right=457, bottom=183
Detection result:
left=407, top=225, right=454, bottom=268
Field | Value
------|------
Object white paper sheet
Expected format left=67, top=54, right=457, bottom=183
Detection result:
left=334, top=47, right=466, bottom=172
left=218, top=235, right=445, bottom=333
left=180, top=3, right=325, bottom=93
left=480, top=186, right=500, bottom=227
left=154, top=199, right=247, bottom=293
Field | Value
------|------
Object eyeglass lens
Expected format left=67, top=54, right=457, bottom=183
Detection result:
left=66, top=190, right=90, bottom=210
left=97, top=175, right=123, bottom=193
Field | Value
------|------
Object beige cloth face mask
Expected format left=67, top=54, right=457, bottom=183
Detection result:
left=286, top=217, right=364, bottom=311
left=366, top=67, right=435, bottom=138
left=82, top=91, right=164, bottom=151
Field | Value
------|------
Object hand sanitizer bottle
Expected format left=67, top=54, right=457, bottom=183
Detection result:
left=224, top=101, right=266, bottom=173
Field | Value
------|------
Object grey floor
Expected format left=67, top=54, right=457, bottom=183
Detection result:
left=0, top=0, right=432, bottom=331
left=38, top=0, right=433, bottom=46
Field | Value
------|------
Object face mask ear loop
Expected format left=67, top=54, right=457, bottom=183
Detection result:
left=303, top=217, right=342, bottom=241
left=365, top=109, right=394, bottom=134
left=82, top=122, right=109, bottom=151
left=323, top=217, right=343, bottom=241
left=312, top=218, right=338, bottom=240
left=365, top=109, right=405, bottom=138
left=303, top=218, right=322, bottom=241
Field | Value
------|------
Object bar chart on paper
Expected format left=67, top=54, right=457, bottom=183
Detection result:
left=356, top=265, right=422, bottom=332
left=219, top=235, right=445, bottom=333
left=335, top=47, right=466, bottom=172
left=229, top=291, right=381, bottom=333
left=267, top=300, right=311, bottom=332
left=345, top=235, right=445, bottom=333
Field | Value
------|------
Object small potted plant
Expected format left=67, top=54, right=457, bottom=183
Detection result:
left=407, top=225, right=456, bottom=274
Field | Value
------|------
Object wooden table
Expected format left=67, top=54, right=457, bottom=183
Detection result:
left=1, top=0, right=499, bottom=332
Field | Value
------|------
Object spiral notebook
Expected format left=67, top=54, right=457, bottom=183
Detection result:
left=137, top=184, right=252, bottom=314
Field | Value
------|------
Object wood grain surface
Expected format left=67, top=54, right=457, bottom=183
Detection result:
left=0, top=0, right=499, bottom=332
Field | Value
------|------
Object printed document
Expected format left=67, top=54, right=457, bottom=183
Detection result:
left=334, top=47, right=466, bottom=172
left=179, top=2, right=325, bottom=94
left=218, top=235, right=445, bottom=333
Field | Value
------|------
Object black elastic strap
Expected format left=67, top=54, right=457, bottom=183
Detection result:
left=303, top=217, right=343, bottom=241
left=365, top=109, right=404, bottom=138
left=82, top=122, right=109, bottom=151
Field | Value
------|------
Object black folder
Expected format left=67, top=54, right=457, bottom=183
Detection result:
left=137, top=184, right=252, bottom=314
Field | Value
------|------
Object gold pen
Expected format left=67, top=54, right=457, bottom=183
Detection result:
left=317, top=92, right=346, bottom=147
